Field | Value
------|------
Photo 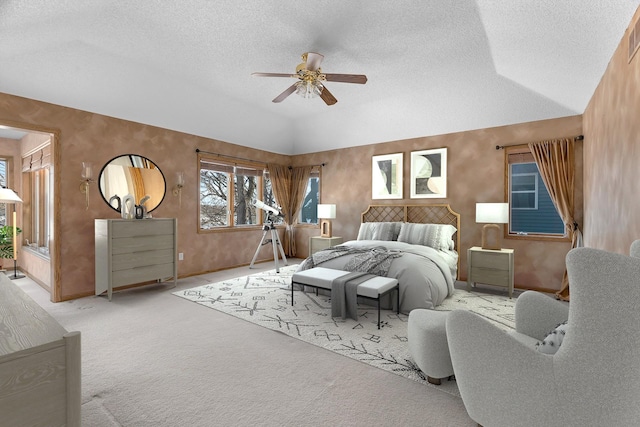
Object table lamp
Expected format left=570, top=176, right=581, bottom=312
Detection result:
left=317, top=204, right=336, bottom=238
left=476, top=203, right=508, bottom=250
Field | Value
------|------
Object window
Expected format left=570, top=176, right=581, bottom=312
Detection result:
left=511, top=171, right=537, bottom=209
left=22, top=145, right=52, bottom=256
left=299, top=170, right=320, bottom=224
left=27, top=168, right=51, bottom=253
left=199, top=156, right=280, bottom=230
left=506, top=147, right=565, bottom=237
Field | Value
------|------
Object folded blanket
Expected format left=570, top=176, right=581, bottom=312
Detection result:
left=300, top=245, right=403, bottom=277
left=331, top=272, right=376, bottom=321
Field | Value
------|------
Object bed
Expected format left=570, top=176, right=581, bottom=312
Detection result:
left=296, top=204, right=461, bottom=313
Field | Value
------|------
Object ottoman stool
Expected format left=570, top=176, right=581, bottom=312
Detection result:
left=408, top=309, right=454, bottom=385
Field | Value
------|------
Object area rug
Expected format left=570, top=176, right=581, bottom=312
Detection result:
left=173, top=265, right=517, bottom=397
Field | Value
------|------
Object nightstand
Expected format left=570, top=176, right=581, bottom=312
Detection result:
left=309, top=236, right=343, bottom=255
left=467, top=246, right=515, bottom=298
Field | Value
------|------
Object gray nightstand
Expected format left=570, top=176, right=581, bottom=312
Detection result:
left=309, top=236, right=343, bottom=255
left=467, top=246, right=515, bottom=298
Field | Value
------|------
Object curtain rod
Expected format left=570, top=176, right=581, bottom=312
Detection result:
left=495, top=135, right=584, bottom=150
left=195, top=148, right=325, bottom=168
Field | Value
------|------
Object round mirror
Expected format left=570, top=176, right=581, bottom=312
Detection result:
left=98, top=154, right=166, bottom=213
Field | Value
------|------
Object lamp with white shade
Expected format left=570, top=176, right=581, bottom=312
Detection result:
left=317, top=204, right=336, bottom=238
left=0, top=188, right=24, bottom=279
left=476, top=203, right=509, bottom=250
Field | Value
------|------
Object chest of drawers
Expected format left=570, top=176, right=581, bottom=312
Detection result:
left=467, top=246, right=515, bottom=298
left=309, top=236, right=343, bottom=255
left=95, top=218, right=178, bottom=300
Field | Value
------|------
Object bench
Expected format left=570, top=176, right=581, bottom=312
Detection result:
left=291, top=267, right=399, bottom=329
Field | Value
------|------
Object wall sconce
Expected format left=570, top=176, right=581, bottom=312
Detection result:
left=80, top=162, right=94, bottom=210
left=476, top=202, right=509, bottom=250
left=173, top=171, right=184, bottom=206
left=317, top=204, right=336, bottom=238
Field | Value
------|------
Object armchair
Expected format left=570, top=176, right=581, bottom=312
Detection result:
left=446, top=247, right=640, bottom=427
left=630, top=239, right=640, bottom=258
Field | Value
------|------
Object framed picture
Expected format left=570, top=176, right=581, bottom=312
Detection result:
left=410, top=148, right=447, bottom=198
left=372, top=153, right=403, bottom=199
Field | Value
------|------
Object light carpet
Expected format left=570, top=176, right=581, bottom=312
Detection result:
left=173, top=265, right=517, bottom=397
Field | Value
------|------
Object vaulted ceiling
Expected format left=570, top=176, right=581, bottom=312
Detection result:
left=1, top=1, right=638, bottom=154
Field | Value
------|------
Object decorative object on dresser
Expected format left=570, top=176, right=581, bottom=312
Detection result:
left=0, top=188, right=24, bottom=279
left=95, top=218, right=178, bottom=300
left=0, top=274, right=81, bottom=426
left=467, top=246, right=515, bottom=298
left=120, top=194, right=135, bottom=219
left=309, top=235, right=343, bottom=255
left=476, top=202, right=509, bottom=250
left=317, top=203, right=336, bottom=237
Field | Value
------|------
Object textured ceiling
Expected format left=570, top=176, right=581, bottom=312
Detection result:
left=0, top=1, right=638, bottom=154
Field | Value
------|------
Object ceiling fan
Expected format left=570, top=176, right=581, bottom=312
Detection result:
left=252, top=52, right=367, bottom=106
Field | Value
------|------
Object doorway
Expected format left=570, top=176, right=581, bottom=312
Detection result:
left=0, top=121, right=59, bottom=302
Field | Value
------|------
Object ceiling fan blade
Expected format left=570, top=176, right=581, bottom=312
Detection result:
left=272, top=84, right=297, bottom=103
left=320, top=86, right=337, bottom=106
left=324, top=73, right=368, bottom=84
left=305, top=52, right=324, bottom=71
left=252, top=72, right=296, bottom=78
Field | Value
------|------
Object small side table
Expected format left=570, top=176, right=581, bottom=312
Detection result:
left=309, top=236, right=343, bottom=255
left=467, top=246, right=515, bottom=298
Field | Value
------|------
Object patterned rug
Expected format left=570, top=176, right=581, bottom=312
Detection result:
left=173, top=265, right=517, bottom=397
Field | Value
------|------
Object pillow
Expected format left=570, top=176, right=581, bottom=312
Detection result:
left=397, top=223, right=457, bottom=251
left=536, top=321, right=568, bottom=355
left=356, top=222, right=402, bottom=241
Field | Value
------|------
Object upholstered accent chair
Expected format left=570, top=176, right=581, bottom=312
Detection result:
left=446, top=247, right=640, bottom=427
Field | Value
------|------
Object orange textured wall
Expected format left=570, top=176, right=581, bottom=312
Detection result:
left=583, top=5, right=640, bottom=254
left=0, top=93, right=584, bottom=299
left=0, top=92, right=290, bottom=300
left=293, top=116, right=583, bottom=292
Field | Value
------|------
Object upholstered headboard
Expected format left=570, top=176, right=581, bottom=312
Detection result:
left=361, top=204, right=461, bottom=275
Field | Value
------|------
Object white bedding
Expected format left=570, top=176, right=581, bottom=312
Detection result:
left=297, top=239, right=458, bottom=312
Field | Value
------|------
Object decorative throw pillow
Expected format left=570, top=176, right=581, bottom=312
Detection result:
left=397, top=223, right=457, bottom=251
left=536, top=321, right=568, bottom=354
left=356, top=222, right=402, bottom=241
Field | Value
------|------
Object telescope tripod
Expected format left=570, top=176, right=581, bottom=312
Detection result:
left=249, top=221, right=288, bottom=273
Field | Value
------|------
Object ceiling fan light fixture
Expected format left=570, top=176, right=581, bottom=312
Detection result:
left=253, top=52, right=365, bottom=105
left=295, top=80, right=323, bottom=99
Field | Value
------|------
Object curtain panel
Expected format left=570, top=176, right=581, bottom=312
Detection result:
left=528, top=137, right=582, bottom=301
left=267, top=164, right=312, bottom=256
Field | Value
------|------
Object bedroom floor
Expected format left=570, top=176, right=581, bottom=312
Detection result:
left=13, top=263, right=478, bottom=426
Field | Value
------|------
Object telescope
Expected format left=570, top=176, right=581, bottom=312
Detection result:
left=253, top=199, right=283, bottom=217
left=250, top=199, right=288, bottom=272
